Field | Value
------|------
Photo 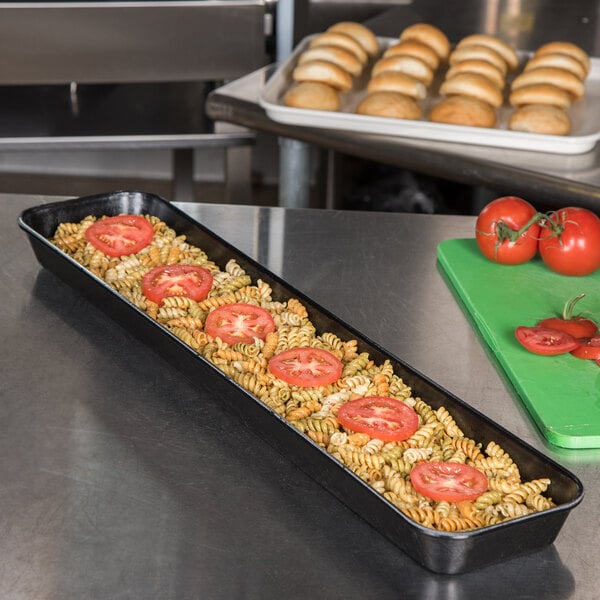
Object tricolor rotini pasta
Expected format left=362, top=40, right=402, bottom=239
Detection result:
left=50, top=214, right=556, bottom=531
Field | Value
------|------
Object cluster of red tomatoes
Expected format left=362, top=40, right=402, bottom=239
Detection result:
left=475, top=196, right=600, bottom=276
left=515, top=294, right=600, bottom=365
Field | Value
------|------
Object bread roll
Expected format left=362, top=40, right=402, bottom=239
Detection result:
left=399, top=23, right=451, bottom=60
left=508, top=104, right=571, bottom=135
left=309, top=32, right=369, bottom=65
left=524, top=53, right=587, bottom=81
left=367, top=71, right=427, bottom=99
left=534, top=41, right=590, bottom=75
left=298, top=45, right=363, bottom=77
left=449, top=44, right=508, bottom=75
left=372, top=55, right=434, bottom=86
left=445, top=59, right=505, bottom=89
left=508, top=84, right=572, bottom=109
left=327, top=21, right=379, bottom=57
left=356, top=91, right=422, bottom=119
left=383, top=40, right=440, bottom=70
left=292, top=60, right=353, bottom=92
left=429, top=95, right=497, bottom=128
left=511, top=66, right=585, bottom=100
left=440, top=72, right=504, bottom=108
left=284, top=82, right=341, bottom=111
left=456, top=34, right=519, bottom=71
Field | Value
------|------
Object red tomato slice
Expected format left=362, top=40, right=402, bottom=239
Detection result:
left=537, top=317, right=598, bottom=339
left=337, top=396, right=419, bottom=442
left=142, top=264, right=213, bottom=305
left=410, top=462, right=488, bottom=503
left=205, top=303, right=275, bottom=345
left=268, top=347, right=342, bottom=387
left=85, top=214, right=154, bottom=257
left=515, top=325, right=580, bottom=356
left=571, top=335, right=600, bottom=360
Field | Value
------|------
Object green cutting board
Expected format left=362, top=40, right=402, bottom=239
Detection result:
left=437, top=238, right=600, bottom=449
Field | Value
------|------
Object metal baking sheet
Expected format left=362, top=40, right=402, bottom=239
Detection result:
left=260, top=36, right=600, bottom=154
left=18, top=191, right=584, bottom=574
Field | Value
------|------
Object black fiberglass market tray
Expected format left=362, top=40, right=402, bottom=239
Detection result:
left=18, top=191, right=583, bottom=574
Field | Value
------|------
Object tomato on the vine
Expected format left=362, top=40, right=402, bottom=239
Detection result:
left=538, top=207, right=600, bottom=276
left=410, top=462, right=488, bottom=503
left=537, top=294, right=598, bottom=339
left=475, top=196, right=541, bottom=265
left=515, top=325, right=580, bottom=356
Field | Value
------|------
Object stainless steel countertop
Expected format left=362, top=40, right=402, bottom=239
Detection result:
left=3, top=193, right=600, bottom=599
left=206, top=0, right=600, bottom=209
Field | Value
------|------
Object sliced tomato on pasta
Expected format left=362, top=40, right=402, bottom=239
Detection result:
left=85, top=214, right=154, bottom=257
left=268, top=347, right=342, bottom=387
left=142, top=264, right=213, bottom=305
left=410, top=462, right=488, bottom=503
left=205, top=303, right=275, bottom=345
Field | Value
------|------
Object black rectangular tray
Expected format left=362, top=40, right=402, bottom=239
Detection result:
left=18, top=191, right=584, bottom=574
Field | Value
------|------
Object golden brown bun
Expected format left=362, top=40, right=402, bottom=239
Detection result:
left=327, top=21, right=379, bottom=57
left=372, top=55, right=434, bottom=86
left=399, top=23, right=451, bottom=60
left=292, top=60, right=353, bottom=92
left=429, top=95, right=497, bottom=128
left=456, top=34, right=519, bottom=71
left=440, top=72, right=504, bottom=108
left=367, top=71, right=427, bottom=99
left=449, top=44, right=508, bottom=75
left=511, top=66, right=585, bottom=100
left=508, top=84, right=572, bottom=109
left=356, top=91, right=422, bottom=119
left=284, top=82, right=341, bottom=111
left=508, top=104, right=571, bottom=135
left=383, top=40, right=440, bottom=70
left=298, top=45, right=363, bottom=77
left=534, top=41, right=590, bottom=75
left=309, top=32, right=369, bottom=65
left=445, top=59, right=505, bottom=89
left=524, top=53, right=587, bottom=81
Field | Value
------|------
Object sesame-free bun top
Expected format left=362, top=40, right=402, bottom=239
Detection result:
left=440, top=72, right=504, bottom=108
left=309, top=32, right=369, bottom=65
left=511, top=66, right=586, bottom=100
left=449, top=44, right=508, bottom=75
left=445, top=59, right=505, bottom=89
left=456, top=33, right=519, bottom=71
left=383, top=40, right=440, bottom=70
left=298, top=45, right=363, bottom=77
left=534, top=41, right=590, bottom=75
left=292, top=59, right=354, bottom=92
left=399, top=23, right=451, bottom=60
left=429, top=95, right=497, bottom=128
left=372, top=55, right=434, bottom=86
left=508, top=83, right=572, bottom=109
left=327, top=21, right=379, bottom=57
left=284, top=82, right=341, bottom=111
left=525, top=53, right=587, bottom=81
left=367, top=71, right=428, bottom=100
left=508, top=104, right=571, bottom=136
left=356, top=91, right=422, bottom=120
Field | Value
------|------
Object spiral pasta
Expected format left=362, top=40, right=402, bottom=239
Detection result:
left=50, top=214, right=557, bottom=532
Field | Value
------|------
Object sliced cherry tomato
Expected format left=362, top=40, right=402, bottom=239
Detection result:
left=141, top=264, right=213, bottom=305
left=268, top=347, right=342, bottom=387
left=571, top=336, right=600, bottom=360
left=475, top=196, right=541, bottom=265
left=537, top=293, right=598, bottom=338
left=538, top=207, right=600, bottom=276
left=205, top=303, right=275, bottom=345
left=410, top=462, right=488, bottom=503
left=85, top=214, right=154, bottom=257
left=337, top=396, right=419, bottom=442
left=515, top=325, right=580, bottom=356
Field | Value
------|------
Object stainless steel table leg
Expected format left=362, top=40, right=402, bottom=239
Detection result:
left=172, top=148, right=195, bottom=202
left=278, top=137, right=311, bottom=208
